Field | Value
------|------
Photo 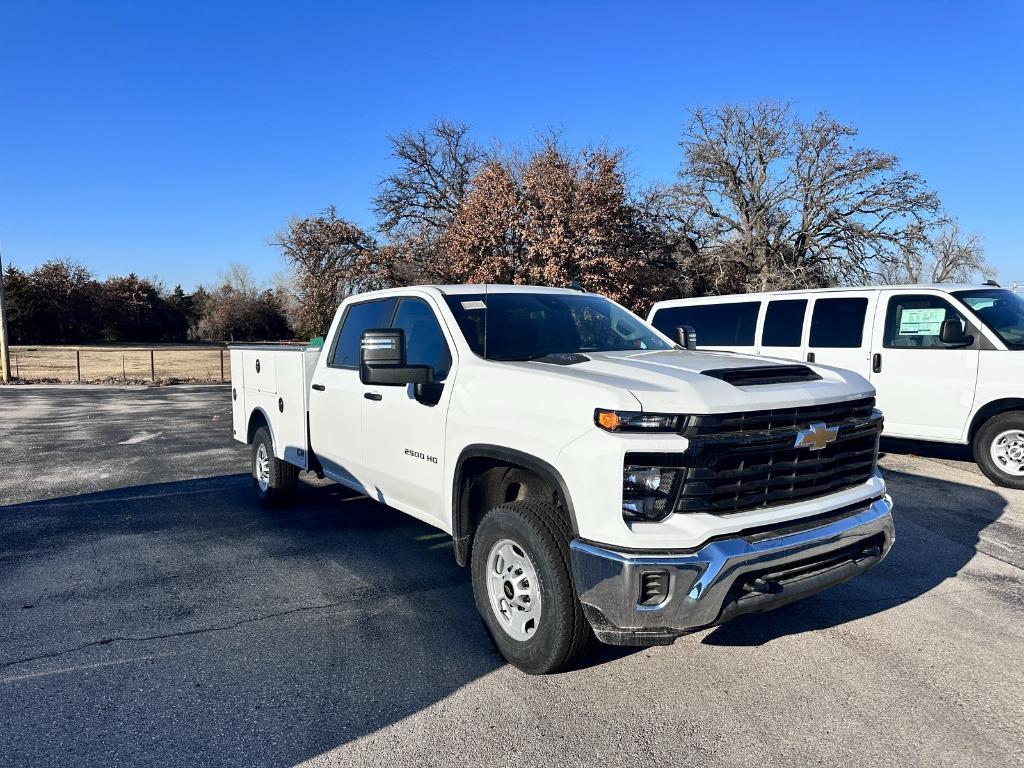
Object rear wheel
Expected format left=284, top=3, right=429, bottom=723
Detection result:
left=251, top=426, right=299, bottom=506
left=470, top=500, right=592, bottom=674
left=974, top=411, right=1024, bottom=490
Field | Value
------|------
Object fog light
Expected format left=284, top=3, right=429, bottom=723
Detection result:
left=639, top=569, right=670, bottom=606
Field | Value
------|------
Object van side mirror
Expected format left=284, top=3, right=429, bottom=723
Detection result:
left=939, top=319, right=974, bottom=347
left=359, top=328, right=434, bottom=386
left=675, top=325, right=698, bottom=350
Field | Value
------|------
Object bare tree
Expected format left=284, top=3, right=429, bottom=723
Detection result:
left=676, top=101, right=943, bottom=292
left=880, top=222, right=990, bottom=284
left=374, top=118, right=487, bottom=272
left=196, top=264, right=291, bottom=342
left=929, top=223, right=990, bottom=283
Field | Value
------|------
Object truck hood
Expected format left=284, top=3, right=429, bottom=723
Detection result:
left=531, top=349, right=874, bottom=413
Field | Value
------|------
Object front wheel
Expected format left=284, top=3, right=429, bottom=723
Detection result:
left=470, top=500, right=592, bottom=674
left=974, top=411, right=1024, bottom=490
left=251, top=426, right=299, bottom=506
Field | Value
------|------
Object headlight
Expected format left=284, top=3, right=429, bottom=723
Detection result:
left=622, top=462, right=685, bottom=522
left=595, top=409, right=685, bottom=432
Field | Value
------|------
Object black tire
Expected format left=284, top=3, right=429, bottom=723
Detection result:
left=251, top=426, right=299, bottom=506
left=974, top=411, right=1024, bottom=490
left=470, top=500, right=592, bottom=674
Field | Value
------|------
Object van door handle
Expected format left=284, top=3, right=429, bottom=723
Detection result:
left=364, top=392, right=382, bottom=401
left=872, top=353, right=882, bottom=373
left=311, top=384, right=326, bottom=391
left=806, top=352, right=815, bottom=363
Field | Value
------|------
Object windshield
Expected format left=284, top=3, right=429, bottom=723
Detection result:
left=443, top=292, right=673, bottom=360
left=954, top=289, right=1024, bottom=349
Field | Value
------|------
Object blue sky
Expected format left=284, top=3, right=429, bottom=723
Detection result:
left=1, top=1, right=1021, bottom=290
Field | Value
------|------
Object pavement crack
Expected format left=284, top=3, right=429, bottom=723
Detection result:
left=0, top=599, right=373, bottom=674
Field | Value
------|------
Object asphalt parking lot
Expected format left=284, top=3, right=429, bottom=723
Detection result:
left=2, top=385, right=1023, bottom=767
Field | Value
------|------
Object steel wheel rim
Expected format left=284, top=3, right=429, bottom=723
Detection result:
left=255, top=443, right=271, bottom=491
left=485, top=538, right=542, bottom=641
left=990, top=429, right=1024, bottom=475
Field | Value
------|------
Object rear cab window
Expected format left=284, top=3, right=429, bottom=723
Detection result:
left=650, top=302, right=760, bottom=347
left=809, top=297, right=869, bottom=348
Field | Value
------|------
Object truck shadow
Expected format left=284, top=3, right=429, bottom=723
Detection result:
left=0, top=475, right=503, bottom=766
left=701, top=468, right=1009, bottom=646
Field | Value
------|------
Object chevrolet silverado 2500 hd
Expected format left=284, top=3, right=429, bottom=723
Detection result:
left=230, top=285, right=894, bottom=674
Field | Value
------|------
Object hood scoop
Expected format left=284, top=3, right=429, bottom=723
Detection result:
left=701, top=364, right=822, bottom=387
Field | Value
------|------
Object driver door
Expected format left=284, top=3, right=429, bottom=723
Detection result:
left=360, top=296, right=456, bottom=525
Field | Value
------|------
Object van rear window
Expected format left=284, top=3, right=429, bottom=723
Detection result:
left=651, top=302, right=759, bottom=347
left=809, top=297, right=868, bottom=349
left=762, top=299, right=807, bottom=347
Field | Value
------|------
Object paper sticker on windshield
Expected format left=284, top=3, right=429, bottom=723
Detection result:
left=899, top=308, right=946, bottom=335
left=461, top=300, right=486, bottom=310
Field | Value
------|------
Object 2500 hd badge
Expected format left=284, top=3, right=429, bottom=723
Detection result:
left=405, top=448, right=438, bottom=464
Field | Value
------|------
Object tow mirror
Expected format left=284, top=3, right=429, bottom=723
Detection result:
left=939, top=319, right=974, bottom=347
left=675, top=325, right=698, bottom=350
left=359, top=328, right=434, bottom=386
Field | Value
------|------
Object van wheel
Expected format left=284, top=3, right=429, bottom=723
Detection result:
left=974, top=412, right=1024, bottom=490
left=470, top=500, right=592, bottom=674
left=251, top=426, right=299, bottom=506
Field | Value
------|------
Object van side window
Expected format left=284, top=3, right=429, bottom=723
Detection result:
left=391, top=298, right=453, bottom=379
left=329, top=298, right=398, bottom=368
left=883, top=295, right=969, bottom=349
left=650, top=302, right=759, bottom=346
left=809, top=297, right=868, bottom=348
left=761, top=299, right=807, bottom=347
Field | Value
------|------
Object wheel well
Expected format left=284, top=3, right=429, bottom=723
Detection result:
left=969, top=399, right=1024, bottom=441
left=452, top=454, right=572, bottom=567
left=246, top=408, right=270, bottom=445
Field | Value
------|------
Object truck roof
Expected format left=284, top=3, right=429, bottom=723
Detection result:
left=429, top=284, right=583, bottom=296
left=351, top=283, right=585, bottom=300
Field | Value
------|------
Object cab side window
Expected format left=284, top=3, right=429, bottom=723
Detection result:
left=329, top=298, right=398, bottom=368
left=883, top=295, right=969, bottom=349
left=391, top=298, right=453, bottom=380
left=761, top=299, right=807, bottom=347
left=809, top=297, right=868, bottom=349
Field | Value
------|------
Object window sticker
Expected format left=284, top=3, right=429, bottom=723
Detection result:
left=461, top=300, right=486, bottom=310
left=898, top=307, right=946, bottom=336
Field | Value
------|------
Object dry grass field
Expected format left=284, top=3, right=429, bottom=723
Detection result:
left=7, top=344, right=231, bottom=383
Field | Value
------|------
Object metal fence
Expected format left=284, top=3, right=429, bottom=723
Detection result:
left=9, top=346, right=230, bottom=383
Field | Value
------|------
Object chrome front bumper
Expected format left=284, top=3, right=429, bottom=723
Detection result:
left=570, top=496, right=895, bottom=645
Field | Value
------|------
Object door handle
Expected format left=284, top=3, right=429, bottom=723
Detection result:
left=872, top=353, right=882, bottom=373
left=364, top=392, right=382, bottom=401
left=311, top=383, right=326, bottom=391
left=806, top=352, right=815, bottom=363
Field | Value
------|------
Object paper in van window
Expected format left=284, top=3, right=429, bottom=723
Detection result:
left=461, top=300, right=486, bottom=310
left=898, top=307, right=945, bottom=336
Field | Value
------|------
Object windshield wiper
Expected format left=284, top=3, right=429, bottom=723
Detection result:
left=489, top=353, right=560, bottom=361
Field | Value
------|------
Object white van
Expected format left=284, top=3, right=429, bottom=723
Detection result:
left=649, top=284, right=1024, bottom=488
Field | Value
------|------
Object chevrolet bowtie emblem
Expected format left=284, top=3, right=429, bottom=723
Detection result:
left=795, top=422, right=839, bottom=450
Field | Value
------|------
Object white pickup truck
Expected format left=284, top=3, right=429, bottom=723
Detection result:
left=230, top=285, right=894, bottom=673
